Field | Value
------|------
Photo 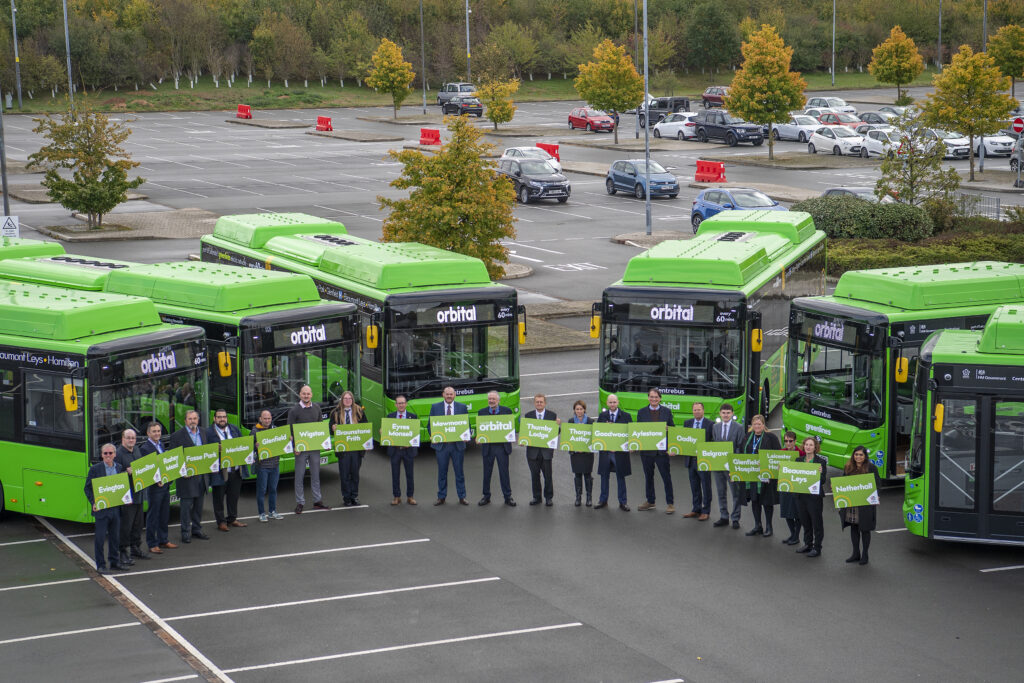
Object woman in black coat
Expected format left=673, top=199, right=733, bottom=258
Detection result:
left=778, top=431, right=801, bottom=545
left=742, top=414, right=781, bottom=537
left=839, top=445, right=880, bottom=565
left=795, top=436, right=829, bottom=558
left=568, top=400, right=595, bottom=507
left=329, top=391, right=370, bottom=507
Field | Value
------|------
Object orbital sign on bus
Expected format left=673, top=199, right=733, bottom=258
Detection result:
left=623, top=301, right=739, bottom=325
left=123, top=347, right=195, bottom=378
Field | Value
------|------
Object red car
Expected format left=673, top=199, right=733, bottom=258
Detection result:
left=568, top=107, right=615, bottom=132
left=701, top=86, right=729, bottom=108
left=818, top=112, right=863, bottom=129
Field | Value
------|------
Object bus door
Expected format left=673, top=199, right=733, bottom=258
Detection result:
left=747, top=311, right=763, bottom=422
left=887, top=341, right=918, bottom=477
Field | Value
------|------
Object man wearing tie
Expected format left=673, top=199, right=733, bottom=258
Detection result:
left=115, top=428, right=148, bottom=566
left=712, top=403, right=746, bottom=529
left=168, top=410, right=210, bottom=543
left=386, top=395, right=417, bottom=506
left=206, top=409, right=248, bottom=533
left=140, top=421, right=176, bottom=554
left=429, top=386, right=469, bottom=505
left=524, top=394, right=559, bottom=506
left=596, top=394, right=633, bottom=511
left=84, top=443, right=129, bottom=574
left=479, top=391, right=517, bottom=506
left=683, top=402, right=715, bottom=521
left=637, top=388, right=675, bottom=513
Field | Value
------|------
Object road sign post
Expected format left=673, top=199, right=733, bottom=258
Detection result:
left=1, top=215, right=19, bottom=238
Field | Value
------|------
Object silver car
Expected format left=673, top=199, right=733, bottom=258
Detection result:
left=806, top=96, right=857, bottom=115
left=500, top=146, right=562, bottom=173
left=771, top=115, right=821, bottom=142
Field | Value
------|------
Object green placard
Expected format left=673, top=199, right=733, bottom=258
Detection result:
left=559, top=422, right=595, bottom=452
left=777, top=460, right=823, bottom=494
left=758, top=450, right=796, bottom=482
left=627, top=422, right=667, bottom=451
left=517, top=418, right=559, bottom=449
left=476, top=414, right=517, bottom=444
left=333, top=423, right=374, bottom=452
left=831, top=474, right=879, bottom=508
left=158, top=446, right=183, bottom=484
left=183, top=443, right=220, bottom=476
left=696, top=443, right=732, bottom=471
left=256, top=425, right=293, bottom=460
left=429, top=414, right=471, bottom=443
left=590, top=423, right=629, bottom=452
left=128, top=450, right=164, bottom=492
left=92, top=472, right=132, bottom=510
left=728, top=454, right=763, bottom=482
left=379, top=418, right=420, bottom=448
left=294, top=420, right=332, bottom=453
left=220, top=436, right=256, bottom=469
left=666, top=427, right=705, bottom=456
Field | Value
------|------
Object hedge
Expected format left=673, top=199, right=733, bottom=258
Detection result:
left=791, top=195, right=933, bottom=241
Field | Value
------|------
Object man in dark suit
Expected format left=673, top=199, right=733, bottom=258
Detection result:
left=478, top=390, right=516, bottom=506
left=387, top=395, right=417, bottom=506
left=206, top=408, right=248, bottom=532
left=712, top=403, right=747, bottom=529
left=596, top=394, right=633, bottom=511
left=524, top=394, right=558, bottom=506
left=84, top=443, right=129, bottom=574
left=682, top=402, right=715, bottom=521
left=429, top=386, right=469, bottom=505
left=140, top=421, right=176, bottom=554
left=168, top=410, right=210, bottom=543
left=115, top=428, right=148, bottom=566
left=636, top=388, right=675, bottom=513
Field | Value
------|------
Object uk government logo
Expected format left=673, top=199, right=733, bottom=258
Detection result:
left=649, top=304, right=694, bottom=322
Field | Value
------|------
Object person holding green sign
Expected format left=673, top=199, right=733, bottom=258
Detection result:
left=289, top=385, right=330, bottom=514
left=740, top=415, right=781, bottom=538
left=795, top=437, right=829, bottom=558
left=839, top=445, right=880, bottom=565
left=207, top=409, right=248, bottom=532
left=637, top=389, right=675, bottom=514
left=386, top=396, right=417, bottom=506
left=596, top=394, right=632, bottom=511
left=141, top=422, right=176, bottom=554
left=330, top=391, right=369, bottom=507
left=524, top=394, right=559, bottom=507
left=712, top=404, right=746, bottom=529
left=683, top=403, right=714, bottom=521
left=168, top=410, right=211, bottom=543
left=252, top=410, right=283, bottom=522
left=84, top=444, right=128, bottom=574
left=778, top=431, right=802, bottom=545
left=568, top=400, right=595, bottom=507
left=429, top=386, right=470, bottom=505
left=115, top=428, right=147, bottom=566
left=478, top=391, right=516, bottom=507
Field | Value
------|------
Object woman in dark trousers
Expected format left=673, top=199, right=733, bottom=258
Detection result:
left=742, top=414, right=781, bottom=537
left=330, top=391, right=369, bottom=506
left=840, top=445, right=880, bottom=565
left=568, top=400, right=595, bottom=507
left=778, top=431, right=802, bottom=545
left=795, top=436, right=829, bottom=558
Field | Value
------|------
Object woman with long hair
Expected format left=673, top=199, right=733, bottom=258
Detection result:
left=568, top=400, right=595, bottom=507
left=794, top=436, right=828, bottom=558
left=742, top=415, right=781, bottom=537
left=840, top=445, right=880, bottom=565
left=329, top=391, right=369, bottom=507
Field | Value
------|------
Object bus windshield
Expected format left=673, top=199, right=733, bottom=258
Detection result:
left=786, top=310, right=886, bottom=427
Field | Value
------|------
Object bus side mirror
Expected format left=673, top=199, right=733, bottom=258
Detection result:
left=590, top=314, right=600, bottom=339
left=750, top=328, right=763, bottom=353
left=217, top=351, right=233, bottom=378
left=894, top=357, right=909, bottom=383
left=63, top=383, right=79, bottom=412
left=365, top=324, right=380, bottom=349
left=518, top=320, right=527, bottom=345
left=933, top=403, right=944, bottom=433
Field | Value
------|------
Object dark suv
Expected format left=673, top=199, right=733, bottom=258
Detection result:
left=638, top=96, right=692, bottom=128
left=437, top=82, right=476, bottom=106
left=497, top=158, right=571, bottom=204
left=692, top=110, right=764, bottom=146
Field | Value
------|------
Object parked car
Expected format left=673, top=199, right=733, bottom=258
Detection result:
left=690, top=187, right=783, bottom=231
left=442, top=95, right=483, bottom=116
left=1012, top=136, right=1023, bottom=172
left=920, top=128, right=969, bottom=159
left=859, top=111, right=896, bottom=125
left=638, top=96, right=692, bottom=127
left=975, top=133, right=1015, bottom=157
left=501, top=146, right=562, bottom=173
left=437, top=82, right=476, bottom=106
left=878, top=105, right=907, bottom=117
left=806, top=96, right=857, bottom=115
left=821, top=186, right=896, bottom=203
left=606, top=159, right=679, bottom=199
left=818, top=112, right=864, bottom=129
left=627, top=94, right=658, bottom=114
left=652, top=112, right=699, bottom=139
left=768, top=114, right=821, bottom=142
left=860, top=126, right=895, bottom=157
left=804, top=107, right=838, bottom=119
left=807, top=126, right=864, bottom=155
left=692, top=110, right=764, bottom=146
left=701, top=86, right=729, bottom=109
left=568, top=107, right=615, bottom=132
left=854, top=122, right=890, bottom=136
left=497, top=158, right=571, bottom=204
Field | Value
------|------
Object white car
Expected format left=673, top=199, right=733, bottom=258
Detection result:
left=921, top=128, right=969, bottom=159
left=652, top=112, right=699, bottom=140
left=771, top=114, right=820, bottom=142
left=806, top=96, right=857, bottom=115
left=975, top=133, right=1015, bottom=157
left=860, top=127, right=895, bottom=158
left=807, top=126, right=864, bottom=156
left=500, top=146, right=562, bottom=173
left=804, top=107, right=838, bottom=120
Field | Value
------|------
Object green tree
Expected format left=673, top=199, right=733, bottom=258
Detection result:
left=868, top=26, right=925, bottom=102
left=724, top=24, right=807, bottom=160
left=249, top=21, right=276, bottom=86
left=574, top=39, right=644, bottom=144
left=875, top=112, right=960, bottom=211
left=27, top=105, right=145, bottom=229
left=477, top=79, right=520, bottom=130
left=686, top=1, right=741, bottom=75
left=366, top=38, right=415, bottom=118
left=924, top=44, right=1018, bottom=181
left=987, top=24, right=1024, bottom=98
left=379, top=115, right=516, bottom=279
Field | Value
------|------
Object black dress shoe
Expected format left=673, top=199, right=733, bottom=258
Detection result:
left=731, top=521, right=740, bottom=529
left=350, top=499, right=360, bottom=506
left=846, top=554, right=861, bottom=563
left=458, top=498, right=469, bottom=506
left=745, top=527, right=763, bottom=537
left=529, top=498, right=541, bottom=506
left=762, top=527, right=773, bottom=538
left=807, top=549, right=821, bottom=557
left=180, top=536, right=191, bottom=544
left=786, top=537, right=801, bottom=546
left=131, top=547, right=150, bottom=559
left=478, top=497, right=491, bottom=506
left=433, top=498, right=446, bottom=506
left=574, top=495, right=582, bottom=507
left=545, top=500, right=553, bottom=507
left=713, top=519, right=729, bottom=527
left=97, top=567, right=112, bottom=575
left=585, top=495, right=592, bottom=507
left=619, top=504, right=630, bottom=511
left=193, top=531, right=210, bottom=540
left=796, top=545, right=812, bottom=553
left=594, top=501, right=607, bottom=509
left=111, top=562, right=131, bottom=571
left=858, top=556, right=869, bottom=565
left=504, top=498, right=517, bottom=507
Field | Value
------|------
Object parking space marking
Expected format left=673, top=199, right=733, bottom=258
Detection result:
left=509, top=253, right=543, bottom=263
left=191, top=154, right=250, bottom=169
left=241, top=176, right=316, bottom=194
left=294, top=174, right=369, bottom=193
left=0, top=577, right=90, bottom=592
left=0, top=537, right=46, bottom=547
left=876, top=528, right=908, bottom=534
left=193, top=179, right=263, bottom=196
left=234, top=153, right=297, bottom=166
left=311, top=204, right=384, bottom=223
left=0, top=621, right=140, bottom=646
left=979, top=564, right=1024, bottom=573
left=140, top=676, right=199, bottom=683
left=504, top=241, right=564, bottom=255
left=121, top=538, right=431, bottom=577
left=221, top=622, right=583, bottom=674
left=145, top=155, right=202, bottom=170
left=144, top=181, right=208, bottom=198
left=522, top=204, right=592, bottom=220
left=521, top=369, right=597, bottom=377
left=165, top=577, right=501, bottom=621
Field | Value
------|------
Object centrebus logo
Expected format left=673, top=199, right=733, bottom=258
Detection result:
left=290, top=325, right=326, bottom=345
left=650, top=304, right=693, bottom=322
left=140, top=352, right=177, bottom=374
left=436, top=306, right=477, bottom=324
left=813, top=320, right=844, bottom=342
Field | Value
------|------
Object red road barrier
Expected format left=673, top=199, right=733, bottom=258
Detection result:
left=695, top=160, right=726, bottom=182
left=316, top=116, right=333, bottom=131
left=536, top=142, right=560, bottom=161
left=236, top=104, right=252, bottom=119
left=419, top=128, right=441, bottom=145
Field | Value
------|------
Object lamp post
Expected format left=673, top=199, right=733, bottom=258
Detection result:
left=62, top=0, right=74, bottom=115
left=831, top=0, right=836, bottom=87
left=465, top=0, right=471, bottom=81
left=634, top=0, right=639, bottom=139
left=11, top=1, right=22, bottom=109
left=643, top=0, right=651, bottom=236
left=420, top=0, right=427, bottom=114
left=982, top=0, right=988, bottom=51
left=937, top=0, right=942, bottom=71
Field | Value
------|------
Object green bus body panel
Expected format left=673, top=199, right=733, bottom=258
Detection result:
left=977, top=306, right=1024, bottom=355
left=832, top=261, right=1024, bottom=311
left=0, top=282, right=163, bottom=340
left=212, top=212, right=348, bottom=248
left=0, top=237, right=66, bottom=259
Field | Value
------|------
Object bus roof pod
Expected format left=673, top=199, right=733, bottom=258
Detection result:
left=833, top=262, right=1024, bottom=311
left=695, top=209, right=818, bottom=244
left=212, top=212, right=349, bottom=249
left=977, top=305, right=1024, bottom=355
left=0, top=281, right=162, bottom=340
left=0, top=237, right=66, bottom=260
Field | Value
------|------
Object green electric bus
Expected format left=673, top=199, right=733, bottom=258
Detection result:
left=904, top=305, right=1024, bottom=545
left=200, top=213, right=524, bottom=435
left=591, top=210, right=826, bottom=425
left=0, top=281, right=207, bottom=523
left=0, top=249, right=360, bottom=475
left=784, top=262, right=1024, bottom=479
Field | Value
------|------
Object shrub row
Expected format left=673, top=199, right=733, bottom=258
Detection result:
left=791, top=195, right=933, bottom=241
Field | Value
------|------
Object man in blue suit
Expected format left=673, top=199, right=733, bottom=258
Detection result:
left=478, top=390, right=516, bottom=507
left=206, top=408, right=249, bottom=532
left=84, top=443, right=129, bottom=574
left=636, top=388, right=675, bottom=513
left=387, top=395, right=417, bottom=506
left=429, top=386, right=469, bottom=505
left=596, top=394, right=633, bottom=511
left=683, top=402, right=715, bottom=521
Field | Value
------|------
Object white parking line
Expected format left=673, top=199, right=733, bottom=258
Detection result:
left=221, top=622, right=583, bottom=674
left=191, top=154, right=249, bottom=169
left=0, top=577, right=91, bottom=593
left=140, top=676, right=199, bottom=683
left=242, top=176, right=316, bottom=194
left=0, top=621, right=140, bottom=646
left=521, top=369, right=597, bottom=377
left=0, top=538, right=46, bottom=547
left=875, top=528, right=908, bottom=534
left=979, top=564, right=1024, bottom=573
left=145, top=155, right=202, bottom=170
left=504, top=241, right=565, bottom=255
left=193, top=179, right=263, bottom=196
left=143, top=181, right=208, bottom=198
left=522, top=204, right=592, bottom=220
left=508, top=253, right=543, bottom=263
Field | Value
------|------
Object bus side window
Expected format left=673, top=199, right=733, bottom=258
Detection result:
left=24, top=371, right=84, bottom=438
left=0, top=369, right=16, bottom=441
left=360, top=312, right=382, bottom=382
